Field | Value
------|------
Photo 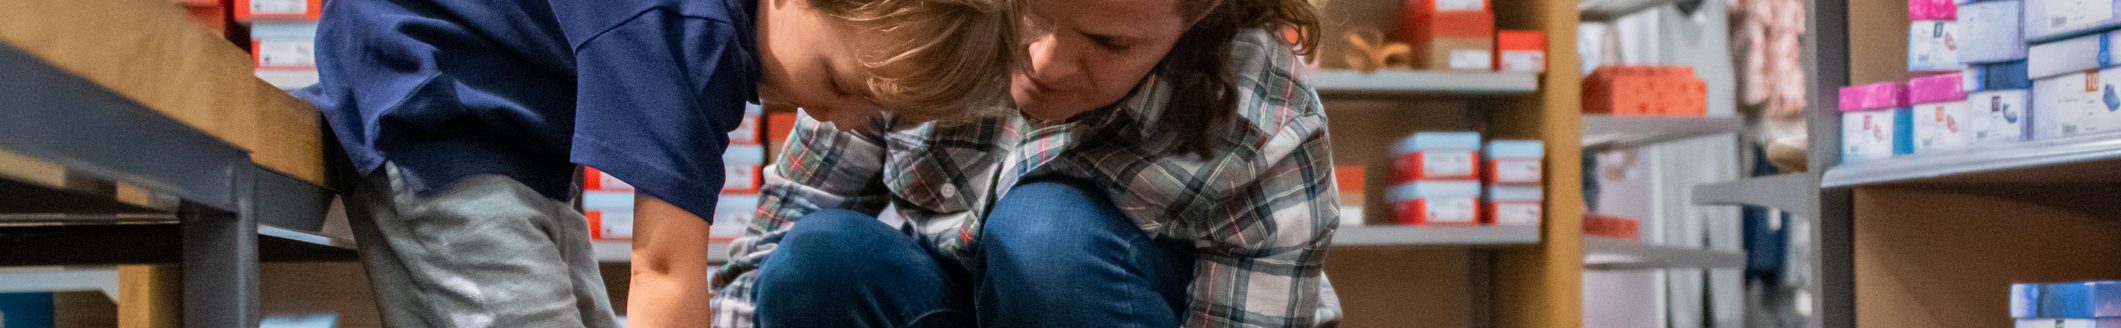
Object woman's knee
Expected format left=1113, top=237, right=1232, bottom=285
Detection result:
left=984, top=181, right=1134, bottom=245
left=757, top=210, right=921, bottom=289
left=755, top=210, right=966, bottom=326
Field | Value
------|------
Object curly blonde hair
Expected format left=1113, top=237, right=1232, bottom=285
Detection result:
left=813, top=0, right=1019, bottom=120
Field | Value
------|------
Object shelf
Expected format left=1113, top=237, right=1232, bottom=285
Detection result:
left=1331, top=225, right=1542, bottom=247
left=593, top=240, right=728, bottom=264
left=0, top=266, right=117, bottom=296
left=1821, top=135, right=2121, bottom=188
left=1579, top=0, right=1686, bottom=21
left=258, top=224, right=356, bottom=253
left=1583, top=237, right=1746, bottom=270
left=1581, top=115, right=1744, bottom=150
left=1692, top=173, right=1817, bottom=215
left=1312, top=70, right=1539, bottom=97
left=1, top=43, right=346, bottom=326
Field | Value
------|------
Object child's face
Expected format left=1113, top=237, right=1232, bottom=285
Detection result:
left=756, top=0, right=884, bottom=127
left=1010, top=0, right=1187, bottom=122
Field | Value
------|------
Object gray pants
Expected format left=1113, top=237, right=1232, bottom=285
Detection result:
left=343, top=164, right=619, bottom=328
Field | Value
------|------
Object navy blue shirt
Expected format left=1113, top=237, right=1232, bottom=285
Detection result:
left=309, top=0, right=756, bottom=218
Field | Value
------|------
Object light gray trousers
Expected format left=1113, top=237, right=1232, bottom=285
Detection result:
left=342, top=164, right=620, bottom=328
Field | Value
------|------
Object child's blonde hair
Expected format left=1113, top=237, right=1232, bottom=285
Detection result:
left=816, top=0, right=1018, bottom=120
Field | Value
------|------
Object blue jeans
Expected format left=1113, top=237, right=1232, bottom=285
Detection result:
left=753, top=181, right=1193, bottom=327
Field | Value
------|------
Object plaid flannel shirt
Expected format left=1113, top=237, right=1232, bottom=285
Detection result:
left=713, top=29, right=1342, bottom=327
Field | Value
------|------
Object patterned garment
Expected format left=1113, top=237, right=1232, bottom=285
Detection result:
left=713, top=29, right=1343, bottom=328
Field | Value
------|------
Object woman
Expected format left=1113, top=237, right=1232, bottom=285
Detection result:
left=702, top=0, right=1338, bottom=326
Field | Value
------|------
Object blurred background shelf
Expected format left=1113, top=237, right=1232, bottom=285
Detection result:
left=1582, top=237, right=1745, bottom=270
left=1312, top=70, right=1540, bottom=97
left=1579, top=0, right=1689, bottom=21
left=1332, top=225, right=1542, bottom=247
left=1692, top=172, right=1817, bottom=215
left=1580, top=115, right=1745, bottom=149
left=1821, top=135, right=2121, bottom=188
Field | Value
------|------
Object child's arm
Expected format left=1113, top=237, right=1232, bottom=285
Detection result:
left=627, top=194, right=716, bottom=327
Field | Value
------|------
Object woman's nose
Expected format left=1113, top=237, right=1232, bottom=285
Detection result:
left=1027, top=35, right=1081, bottom=86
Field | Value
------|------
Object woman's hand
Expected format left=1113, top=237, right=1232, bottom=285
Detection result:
left=627, top=193, right=716, bottom=327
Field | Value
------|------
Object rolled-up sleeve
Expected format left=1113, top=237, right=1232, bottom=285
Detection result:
left=558, top=2, right=752, bottom=219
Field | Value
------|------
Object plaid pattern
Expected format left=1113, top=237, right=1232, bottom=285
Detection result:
left=713, top=29, right=1341, bottom=327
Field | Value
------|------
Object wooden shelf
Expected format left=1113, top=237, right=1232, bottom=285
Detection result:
left=1312, top=70, right=1540, bottom=97
left=1333, top=225, right=1541, bottom=247
left=1583, top=237, right=1746, bottom=270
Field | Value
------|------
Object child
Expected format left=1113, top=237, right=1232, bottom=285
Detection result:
left=714, top=0, right=1344, bottom=326
left=306, top=0, right=1014, bottom=325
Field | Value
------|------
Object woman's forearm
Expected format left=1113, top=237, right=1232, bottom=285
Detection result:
left=627, top=193, right=716, bottom=327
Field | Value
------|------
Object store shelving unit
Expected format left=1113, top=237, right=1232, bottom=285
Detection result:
left=1767, top=0, right=2121, bottom=327
left=1582, top=237, right=1746, bottom=270
left=1310, top=1, right=1584, bottom=326
left=1578, top=114, right=1747, bottom=274
left=0, top=44, right=352, bottom=327
left=1333, top=225, right=1543, bottom=247
left=1312, top=70, right=1541, bottom=97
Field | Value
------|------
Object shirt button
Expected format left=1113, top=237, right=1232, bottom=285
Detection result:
left=940, top=183, right=958, bottom=196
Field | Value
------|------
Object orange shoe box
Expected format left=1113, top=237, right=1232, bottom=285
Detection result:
left=1398, top=10, right=1495, bottom=42
left=1414, top=37, right=1495, bottom=71
left=1389, top=181, right=1482, bottom=225
left=1584, top=66, right=1708, bottom=116
left=1335, top=166, right=1368, bottom=227
left=235, top=0, right=322, bottom=21
left=1495, top=30, right=1546, bottom=72
left=1583, top=213, right=1641, bottom=240
left=1404, top=0, right=1491, bottom=15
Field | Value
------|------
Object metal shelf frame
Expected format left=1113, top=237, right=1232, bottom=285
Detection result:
left=1808, top=0, right=1856, bottom=326
left=0, top=44, right=352, bottom=327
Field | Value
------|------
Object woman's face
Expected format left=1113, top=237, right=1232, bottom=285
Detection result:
left=1012, top=0, right=1189, bottom=122
left=756, top=0, right=883, bottom=127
